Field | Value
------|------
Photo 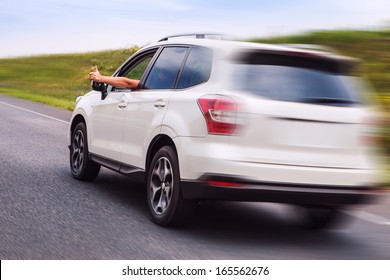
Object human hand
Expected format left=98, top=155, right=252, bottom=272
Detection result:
left=89, top=65, right=103, bottom=82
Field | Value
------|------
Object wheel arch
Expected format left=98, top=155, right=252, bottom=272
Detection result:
left=146, top=134, right=177, bottom=173
left=70, top=114, right=86, bottom=134
left=69, top=113, right=88, bottom=147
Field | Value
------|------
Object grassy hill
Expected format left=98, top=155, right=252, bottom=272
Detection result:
left=0, top=29, right=389, bottom=111
left=0, top=46, right=139, bottom=110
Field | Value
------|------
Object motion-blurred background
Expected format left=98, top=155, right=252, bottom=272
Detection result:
left=2, top=1, right=390, bottom=182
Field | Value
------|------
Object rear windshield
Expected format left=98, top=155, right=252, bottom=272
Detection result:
left=233, top=52, right=362, bottom=106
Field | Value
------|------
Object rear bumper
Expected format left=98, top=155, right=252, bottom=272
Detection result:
left=174, top=136, right=378, bottom=186
left=181, top=174, right=383, bottom=206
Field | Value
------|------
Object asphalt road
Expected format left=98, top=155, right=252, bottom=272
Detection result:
left=1, top=94, right=390, bottom=260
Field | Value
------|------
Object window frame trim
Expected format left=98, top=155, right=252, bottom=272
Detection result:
left=108, top=46, right=162, bottom=92
left=110, top=43, right=214, bottom=92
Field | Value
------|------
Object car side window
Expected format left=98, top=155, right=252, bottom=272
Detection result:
left=125, top=56, right=153, bottom=81
left=111, top=50, right=156, bottom=92
left=177, top=46, right=213, bottom=89
left=144, top=47, right=188, bottom=90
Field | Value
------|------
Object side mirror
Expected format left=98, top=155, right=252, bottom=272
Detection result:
left=92, top=81, right=108, bottom=100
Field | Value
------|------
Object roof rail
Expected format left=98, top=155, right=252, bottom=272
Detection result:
left=158, top=33, right=231, bottom=42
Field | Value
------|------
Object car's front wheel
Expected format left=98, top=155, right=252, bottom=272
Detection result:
left=70, top=122, right=100, bottom=181
left=147, top=146, right=187, bottom=226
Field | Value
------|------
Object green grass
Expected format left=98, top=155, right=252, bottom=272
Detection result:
left=0, top=29, right=389, bottom=110
left=0, top=47, right=139, bottom=110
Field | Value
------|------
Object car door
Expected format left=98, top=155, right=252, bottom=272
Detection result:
left=120, top=46, right=189, bottom=169
left=89, top=48, right=158, bottom=163
left=89, top=89, right=128, bottom=163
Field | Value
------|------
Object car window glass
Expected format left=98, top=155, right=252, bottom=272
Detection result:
left=144, top=47, right=188, bottom=90
left=234, top=64, right=361, bottom=106
left=110, top=52, right=155, bottom=92
left=177, top=46, right=213, bottom=89
left=125, top=56, right=153, bottom=80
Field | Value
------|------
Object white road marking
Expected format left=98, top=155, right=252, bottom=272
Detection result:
left=345, top=210, right=390, bottom=225
left=0, top=101, right=69, bottom=124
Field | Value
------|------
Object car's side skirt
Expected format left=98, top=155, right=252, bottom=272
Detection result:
left=90, top=153, right=145, bottom=182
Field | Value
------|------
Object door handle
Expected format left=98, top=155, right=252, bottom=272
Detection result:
left=118, top=102, right=127, bottom=109
left=154, top=100, right=166, bottom=108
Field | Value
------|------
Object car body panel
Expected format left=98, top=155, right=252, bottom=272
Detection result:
left=121, top=89, right=171, bottom=168
left=88, top=91, right=127, bottom=161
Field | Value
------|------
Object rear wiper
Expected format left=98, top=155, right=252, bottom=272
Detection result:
left=299, top=97, right=358, bottom=105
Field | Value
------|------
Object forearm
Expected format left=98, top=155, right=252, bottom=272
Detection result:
left=99, top=76, right=140, bottom=89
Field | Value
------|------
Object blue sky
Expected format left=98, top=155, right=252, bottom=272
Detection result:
left=1, top=0, right=390, bottom=57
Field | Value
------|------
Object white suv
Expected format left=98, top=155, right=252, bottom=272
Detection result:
left=69, top=34, right=381, bottom=228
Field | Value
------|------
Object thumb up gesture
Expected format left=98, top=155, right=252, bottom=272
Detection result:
left=89, top=65, right=102, bottom=82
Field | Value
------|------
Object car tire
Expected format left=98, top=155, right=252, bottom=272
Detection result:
left=70, top=122, right=100, bottom=181
left=300, top=206, right=346, bottom=230
left=146, top=146, right=188, bottom=226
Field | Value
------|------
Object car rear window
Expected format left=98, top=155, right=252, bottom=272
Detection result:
left=233, top=52, right=362, bottom=106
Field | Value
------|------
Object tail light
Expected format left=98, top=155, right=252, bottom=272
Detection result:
left=197, top=95, right=243, bottom=135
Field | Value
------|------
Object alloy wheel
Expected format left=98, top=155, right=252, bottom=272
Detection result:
left=71, top=130, right=84, bottom=173
left=149, top=156, right=174, bottom=215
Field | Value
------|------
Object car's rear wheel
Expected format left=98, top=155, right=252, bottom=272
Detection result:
left=147, top=146, right=187, bottom=226
left=70, top=122, right=100, bottom=181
